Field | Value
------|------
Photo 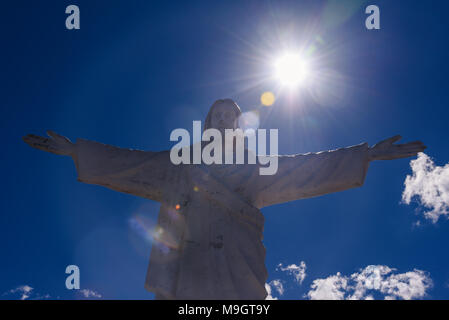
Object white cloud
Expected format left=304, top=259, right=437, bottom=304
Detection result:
left=271, top=280, right=284, bottom=295
left=378, top=270, right=432, bottom=300
left=307, top=265, right=432, bottom=300
left=265, top=283, right=278, bottom=300
left=402, top=153, right=449, bottom=223
left=348, top=265, right=393, bottom=300
left=307, top=272, right=347, bottom=300
left=11, top=285, right=33, bottom=300
left=265, top=280, right=284, bottom=300
left=79, top=289, right=102, bottom=299
left=2, top=285, right=102, bottom=300
left=2, top=285, right=49, bottom=300
left=277, top=261, right=307, bottom=284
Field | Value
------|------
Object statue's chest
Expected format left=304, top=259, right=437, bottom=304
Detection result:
left=204, top=164, right=252, bottom=197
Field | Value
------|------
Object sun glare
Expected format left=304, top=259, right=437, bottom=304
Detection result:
left=275, top=53, right=310, bottom=87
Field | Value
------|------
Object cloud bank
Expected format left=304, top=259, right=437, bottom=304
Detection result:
left=5, top=285, right=34, bottom=300
left=2, top=285, right=51, bottom=300
left=307, top=265, right=432, bottom=300
left=2, top=285, right=102, bottom=300
left=79, top=289, right=102, bottom=299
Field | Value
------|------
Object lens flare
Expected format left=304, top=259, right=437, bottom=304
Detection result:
left=261, top=91, right=275, bottom=106
left=128, top=213, right=180, bottom=253
left=238, top=111, right=260, bottom=134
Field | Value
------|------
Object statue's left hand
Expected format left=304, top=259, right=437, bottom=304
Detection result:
left=368, top=135, right=426, bottom=161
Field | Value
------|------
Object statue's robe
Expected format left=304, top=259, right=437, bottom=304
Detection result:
left=72, top=138, right=370, bottom=299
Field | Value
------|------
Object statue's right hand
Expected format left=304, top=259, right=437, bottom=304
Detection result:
left=22, top=130, right=75, bottom=156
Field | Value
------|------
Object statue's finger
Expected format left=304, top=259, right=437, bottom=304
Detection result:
left=47, top=130, right=72, bottom=144
left=22, top=135, right=33, bottom=145
left=407, top=151, right=422, bottom=157
left=26, top=141, right=49, bottom=150
left=396, top=146, right=426, bottom=159
left=406, top=140, right=425, bottom=145
left=23, top=135, right=53, bottom=150
left=24, top=134, right=45, bottom=140
left=23, top=134, right=47, bottom=145
left=26, top=141, right=59, bottom=154
left=47, top=130, right=67, bottom=141
left=391, top=151, right=421, bottom=160
left=401, top=144, right=427, bottom=152
left=401, top=153, right=417, bottom=159
left=399, top=143, right=423, bottom=148
left=398, top=149, right=424, bottom=157
left=397, top=141, right=425, bottom=149
left=47, top=130, right=60, bottom=139
left=386, top=135, right=402, bottom=144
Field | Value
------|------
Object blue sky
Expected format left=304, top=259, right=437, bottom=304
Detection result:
left=1, top=0, right=449, bottom=299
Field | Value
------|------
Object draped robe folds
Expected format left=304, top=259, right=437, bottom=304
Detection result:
left=72, top=138, right=370, bottom=299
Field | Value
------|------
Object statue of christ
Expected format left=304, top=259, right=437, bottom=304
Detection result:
left=23, top=99, right=426, bottom=299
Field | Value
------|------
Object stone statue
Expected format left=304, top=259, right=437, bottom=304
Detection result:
left=23, top=99, right=426, bottom=300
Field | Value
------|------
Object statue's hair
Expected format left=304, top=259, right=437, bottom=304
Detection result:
left=203, top=99, right=242, bottom=132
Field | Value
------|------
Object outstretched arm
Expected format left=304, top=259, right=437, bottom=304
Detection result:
left=248, top=135, right=426, bottom=209
left=23, top=131, right=172, bottom=202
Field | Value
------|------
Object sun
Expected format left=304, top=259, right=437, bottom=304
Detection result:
left=275, top=53, right=310, bottom=87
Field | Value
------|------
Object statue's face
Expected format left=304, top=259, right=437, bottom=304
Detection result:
left=209, top=102, right=238, bottom=135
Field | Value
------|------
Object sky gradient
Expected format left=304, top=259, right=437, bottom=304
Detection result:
left=1, top=0, right=449, bottom=299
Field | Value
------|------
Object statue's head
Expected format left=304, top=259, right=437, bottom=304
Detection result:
left=204, top=99, right=242, bottom=135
